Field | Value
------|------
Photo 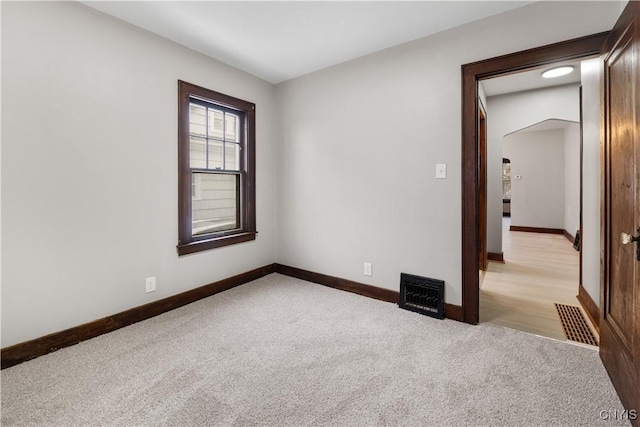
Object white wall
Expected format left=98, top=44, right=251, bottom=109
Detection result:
left=486, top=85, right=580, bottom=253
left=503, top=129, right=566, bottom=229
left=581, top=58, right=602, bottom=306
left=275, top=2, right=620, bottom=305
left=1, top=2, right=277, bottom=347
left=564, top=123, right=581, bottom=236
left=1, top=1, right=621, bottom=346
left=619, top=0, right=630, bottom=15
left=502, top=122, right=580, bottom=233
left=478, top=82, right=488, bottom=113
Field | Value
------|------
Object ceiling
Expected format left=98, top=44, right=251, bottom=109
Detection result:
left=505, top=119, right=579, bottom=137
left=82, top=1, right=534, bottom=84
left=481, top=59, right=583, bottom=97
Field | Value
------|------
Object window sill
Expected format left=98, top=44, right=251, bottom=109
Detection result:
left=177, top=231, right=256, bottom=256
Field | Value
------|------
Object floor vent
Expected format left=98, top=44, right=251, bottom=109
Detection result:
left=554, top=303, right=598, bottom=346
left=399, top=273, right=444, bottom=319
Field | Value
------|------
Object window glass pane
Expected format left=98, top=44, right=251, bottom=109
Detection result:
left=503, top=181, right=511, bottom=199
left=189, top=104, right=206, bottom=137
left=225, top=142, right=240, bottom=171
left=192, top=174, right=199, bottom=200
left=502, top=163, right=511, bottom=181
left=192, top=173, right=239, bottom=236
left=209, top=109, right=224, bottom=140
left=225, top=113, right=239, bottom=142
left=207, top=139, right=223, bottom=170
left=502, top=163, right=511, bottom=199
left=189, top=137, right=206, bottom=169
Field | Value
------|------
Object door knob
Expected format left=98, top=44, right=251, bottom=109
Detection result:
left=621, top=227, right=640, bottom=245
left=621, top=227, right=640, bottom=262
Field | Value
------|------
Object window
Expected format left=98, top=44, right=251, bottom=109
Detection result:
left=177, top=80, right=256, bottom=255
left=502, top=158, right=511, bottom=199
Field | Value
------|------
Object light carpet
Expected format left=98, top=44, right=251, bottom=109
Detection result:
left=0, top=273, right=630, bottom=426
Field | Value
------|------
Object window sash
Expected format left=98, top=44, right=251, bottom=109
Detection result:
left=188, top=101, right=242, bottom=172
left=190, top=171, right=242, bottom=239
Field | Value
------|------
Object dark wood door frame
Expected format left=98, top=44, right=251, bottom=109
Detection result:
left=461, top=32, right=609, bottom=324
left=579, top=86, right=584, bottom=292
left=478, top=103, right=488, bottom=271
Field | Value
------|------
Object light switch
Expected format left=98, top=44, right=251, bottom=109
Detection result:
left=436, top=164, right=447, bottom=179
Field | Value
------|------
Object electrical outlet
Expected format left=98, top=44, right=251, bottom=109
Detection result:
left=145, top=276, right=156, bottom=293
left=364, top=262, right=372, bottom=277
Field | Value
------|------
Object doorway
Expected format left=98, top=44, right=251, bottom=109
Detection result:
left=478, top=112, right=585, bottom=341
left=460, top=32, right=608, bottom=325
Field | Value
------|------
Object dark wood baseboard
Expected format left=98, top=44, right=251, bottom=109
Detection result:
left=577, top=283, right=600, bottom=334
left=444, top=303, right=464, bottom=322
left=274, top=264, right=464, bottom=322
left=1, top=264, right=276, bottom=370
left=3, top=263, right=466, bottom=370
left=563, top=230, right=575, bottom=244
left=488, top=252, right=504, bottom=263
left=274, top=263, right=397, bottom=303
left=509, top=225, right=564, bottom=235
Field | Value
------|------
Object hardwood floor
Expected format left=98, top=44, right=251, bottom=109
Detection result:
left=480, top=218, right=598, bottom=344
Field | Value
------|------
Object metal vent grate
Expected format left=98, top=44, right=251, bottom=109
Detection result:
left=399, top=273, right=444, bottom=319
left=554, top=303, right=598, bottom=346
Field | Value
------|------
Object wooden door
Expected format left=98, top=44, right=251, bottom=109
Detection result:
left=600, top=1, right=640, bottom=422
left=478, top=104, right=488, bottom=271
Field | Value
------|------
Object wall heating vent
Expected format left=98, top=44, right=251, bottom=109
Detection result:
left=399, top=273, right=444, bottom=319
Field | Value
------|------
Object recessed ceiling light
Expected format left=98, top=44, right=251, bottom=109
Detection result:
left=542, top=66, right=575, bottom=78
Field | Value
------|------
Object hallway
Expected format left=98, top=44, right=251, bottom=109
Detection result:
left=480, top=219, right=597, bottom=344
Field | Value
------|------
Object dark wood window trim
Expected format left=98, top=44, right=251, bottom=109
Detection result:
left=177, top=80, right=256, bottom=256
left=461, top=32, right=608, bottom=324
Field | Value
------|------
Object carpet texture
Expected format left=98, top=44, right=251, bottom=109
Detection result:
left=0, top=274, right=630, bottom=426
